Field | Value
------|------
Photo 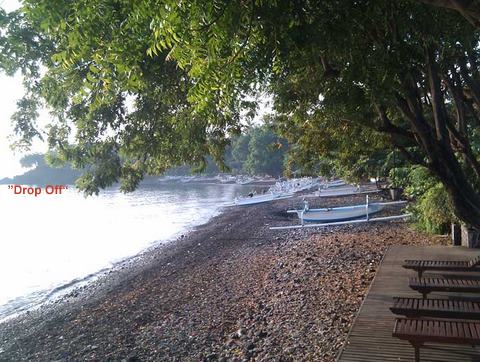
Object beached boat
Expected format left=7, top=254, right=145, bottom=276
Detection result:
left=216, top=175, right=236, bottom=183
left=277, top=197, right=409, bottom=229
left=321, top=179, right=346, bottom=188
left=300, top=204, right=384, bottom=222
left=236, top=176, right=254, bottom=185
left=180, top=176, right=197, bottom=183
left=158, top=175, right=182, bottom=182
left=269, top=177, right=320, bottom=194
left=317, top=185, right=358, bottom=196
left=287, top=199, right=385, bottom=223
left=315, top=185, right=373, bottom=197
left=235, top=192, right=294, bottom=206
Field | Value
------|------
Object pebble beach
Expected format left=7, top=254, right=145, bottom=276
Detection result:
left=0, top=193, right=446, bottom=361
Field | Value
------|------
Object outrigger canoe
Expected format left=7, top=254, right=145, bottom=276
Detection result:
left=288, top=203, right=384, bottom=222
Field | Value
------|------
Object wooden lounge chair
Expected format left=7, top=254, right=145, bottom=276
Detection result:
left=390, top=297, right=480, bottom=319
left=392, top=318, right=480, bottom=362
left=393, top=317, right=480, bottom=362
left=403, top=256, right=480, bottom=278
left=409, top=276, right=480, bottom=299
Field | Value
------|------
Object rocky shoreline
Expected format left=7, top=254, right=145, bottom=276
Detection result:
left=0, top=194, right=446, bottom=361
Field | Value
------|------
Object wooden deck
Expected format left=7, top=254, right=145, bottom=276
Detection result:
left=337, top=245, right=480, bottom=362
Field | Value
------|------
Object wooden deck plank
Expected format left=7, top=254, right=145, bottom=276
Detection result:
left=337, top=245, right=480, bottom=361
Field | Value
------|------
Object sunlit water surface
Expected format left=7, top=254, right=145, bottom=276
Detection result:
left=0, top=181, right=261, bottom=321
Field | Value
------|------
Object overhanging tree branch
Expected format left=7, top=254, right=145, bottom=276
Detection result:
left=373, top=103, right=417, bottom=143
left=395, top=143, right=427, bottom=167
left=415, top=0, right=480, bottom=27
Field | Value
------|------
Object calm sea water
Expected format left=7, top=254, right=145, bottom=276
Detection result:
left=0, top=181, right=263, bottom=321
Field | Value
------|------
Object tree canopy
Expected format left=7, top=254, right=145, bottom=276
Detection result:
left=415, top=0, right=480, bottom=27
left=161, top=125, right=288, bottom=176
left=2, top=0, right=480, bottom=228
left=241, top=124, right=287, bottom=177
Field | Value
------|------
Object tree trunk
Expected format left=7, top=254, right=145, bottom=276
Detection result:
left=396, top=76, right=480, bottom=230
left=426, top=141, right=480, bottom=230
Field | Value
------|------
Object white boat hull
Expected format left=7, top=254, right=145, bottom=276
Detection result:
left=301, top=204, right=384, bottom=222
left=235, top=193, right=293, bottom=206
left=322, top=180, right=346, bottom=188
left=317, top=186, right=368, bottom=197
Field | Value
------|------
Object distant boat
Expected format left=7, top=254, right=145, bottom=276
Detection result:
left=308, top=186, right=380, bottom=198
left=289, top=203, right=384, bottom=222
left=180, top=176, right=196, bottom=183
left=235, top=192, right=294, bottom=206
left=216, top=175, right=236, bottom=183
left=158, top=176, right=182, bottom=182
left=315, top=186, right=361, bottom=197
left=236, top=176, right=254, bottom=185
left=269, top=177, right=319, bottom=194
left=316, top=185, right=360, bottom=197
left=321, top=179, right=346, bottom=188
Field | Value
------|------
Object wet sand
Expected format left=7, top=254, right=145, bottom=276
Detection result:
left=0, top=193, right=446, bottom=361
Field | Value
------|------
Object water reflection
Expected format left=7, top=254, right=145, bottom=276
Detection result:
left=0, top=182, right=264, bottom=320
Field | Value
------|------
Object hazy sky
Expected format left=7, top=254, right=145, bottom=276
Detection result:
left=0, top=0, right=40, bottom=178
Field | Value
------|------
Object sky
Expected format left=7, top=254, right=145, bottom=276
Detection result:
left=0, top=0, right=41, bottom=178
